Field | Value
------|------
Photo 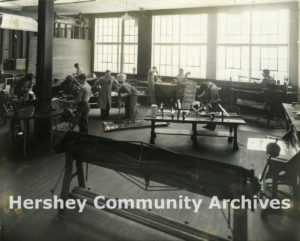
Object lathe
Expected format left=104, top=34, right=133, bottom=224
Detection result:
left=56, top=131, right=260, bottom=241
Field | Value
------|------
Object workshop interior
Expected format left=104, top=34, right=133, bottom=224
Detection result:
left=0, top=0, right=300, bottom=240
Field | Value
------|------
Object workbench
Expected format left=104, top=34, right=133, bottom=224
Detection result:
left=283, top=102, right=300, bottom=130
left=145, top=110, right=246, bottom=150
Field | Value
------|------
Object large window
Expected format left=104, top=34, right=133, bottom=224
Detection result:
left=152, top=14, right=207, bottom=78
left=124, top=20, right=138, bottom=74
left=217, top=9, right=289, bottom=83
left=94, top=18, right=138, bottom=74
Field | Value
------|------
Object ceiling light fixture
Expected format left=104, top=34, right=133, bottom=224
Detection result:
left=229, top=0, right=241, bottom=15
left=121, top=0, right=133, bottom=20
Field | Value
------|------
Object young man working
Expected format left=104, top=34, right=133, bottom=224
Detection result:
left=94, top=70, right=119, bottom=120
left=74, top=74, right=92, bottom=133
left=117, top=81, right=138, bottom=123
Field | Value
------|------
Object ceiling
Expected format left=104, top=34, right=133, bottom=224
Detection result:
left=0, top=0, right=298, bottom=15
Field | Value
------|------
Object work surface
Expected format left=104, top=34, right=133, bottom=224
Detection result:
left=145, top=109, right=246, bottom=150
left=283, top=103, right=300, bottom=133
left=145, top=109, right=246, bottom=124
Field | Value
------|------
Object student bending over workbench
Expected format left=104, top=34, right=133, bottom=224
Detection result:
left=116, top=80, right=137, bottom=123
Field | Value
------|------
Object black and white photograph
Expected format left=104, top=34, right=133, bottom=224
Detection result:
left=0, top=0, right=300, bottom=240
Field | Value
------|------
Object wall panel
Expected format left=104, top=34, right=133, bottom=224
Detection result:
left=29, top=36, right=91, bottom=80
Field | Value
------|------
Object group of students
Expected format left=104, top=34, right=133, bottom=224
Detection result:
left=148, top=66, right=219, bottom=108
left=68, top=64, right=277, bottom=133
left=72, top=64, right=137, bottom=133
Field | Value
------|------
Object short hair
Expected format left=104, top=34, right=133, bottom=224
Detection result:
left=26, top=73, right=33, bottom=80
left=105, top=70, right=111, bottom=74
left=78, top=73, right=86, bottom=81
left=263, top=69, right=270, bottom=74
left=74, top=63, right=79, bottom=67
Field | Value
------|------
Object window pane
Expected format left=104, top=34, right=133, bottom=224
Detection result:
left=94, top=17, right=138, bottom=73
left=252, top=9, right=289, bottom=44
left=94, top=18, right=121, bottom=72
left=217, top=46, right=249, bottom=81
left=124, top=44, right=138, bottom=74
left=123, top=19, right=138, bottom=74
left=251, top=46, right=288, bottom=84
left=217, top=9, right=289, bottom=83
left=152, top=14, right=207, bottom=78
left=218, top=12, right=250, bottom=44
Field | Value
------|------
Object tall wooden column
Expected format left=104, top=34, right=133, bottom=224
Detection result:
left=35, top=0, right=54, bottom=141
left=206, top=12, right=217, bottom=80
left=137, top=13, right=152, bottom=79
left=298, top=0, right=300, bottom=100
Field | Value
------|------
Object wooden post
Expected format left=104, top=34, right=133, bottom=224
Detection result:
left=233, top=208, right=248, bottom=241
left=35, top=0, right=54, bottom=141
left=192, top=123, right=198, bottom=149
left=298, top=0, right=300, bottom=100
left=59, top=153, right=74, bottom=215
left=76, top=158, right=86, bottom=188
left=233, top=125, right=238, bottom=151
left=150, top=120, right=156, bottom=144
left=120, top=18, right=125, bottom=74
left=137, top=13, right=152, bottom=79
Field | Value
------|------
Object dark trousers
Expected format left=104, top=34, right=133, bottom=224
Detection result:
left=125, top=95, right=137, bottom=122
left=100, top=103, right=110, bottom=120
left=77, top=102, right=90, bottom=133
left=205, top=101, right=219, bottom=130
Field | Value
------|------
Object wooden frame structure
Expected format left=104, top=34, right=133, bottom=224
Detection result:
left=57, top=131, right=260, bottom=241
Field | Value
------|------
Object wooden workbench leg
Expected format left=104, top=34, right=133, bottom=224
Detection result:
left=228, top=125, right=233, bottom=143
left=150, top=120, right=156, bottom=145
left=23, top=120, right=27, bottom=156
left=58, top=153, right=74, bottom=216
left=76, top=158, right=86, bottom=188
left=8, top=119, right=13, bottom=145
left=229, top=125, right=233, bottom=134
left=286, top=118, right=289, bottom=131
left=271, top=165, right=278, bottom=198
left=233, top=208, right=248, bottom=241
left=233, top=125, right=238, bottom=151
left=50, top=118, right=53, bottom=152
left=192, top=123, right=198, bottom=149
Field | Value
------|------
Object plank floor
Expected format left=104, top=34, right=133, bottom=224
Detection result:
left=0, top=106, right=300, bottom=241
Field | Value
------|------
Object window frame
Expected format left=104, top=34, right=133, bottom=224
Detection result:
left=152, top=14, right=208, bottom=78
left=94, top=17, right=138, bottom=74
left=217, top=9, right=289, bottom=83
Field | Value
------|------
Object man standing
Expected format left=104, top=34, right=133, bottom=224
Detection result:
left=261, top=69, right=274, bottom=87
left=94, top=70, right=119, bottom=120
left=74, top=63, right=83, bottom=77
left=147, top=66, right=161, bottom=105
left=74, top=74, right=92, bottom=133
left=176, top=68, right=191, bottom=102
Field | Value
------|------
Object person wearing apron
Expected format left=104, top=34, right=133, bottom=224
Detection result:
left=94, top=70, right=119, bottom=120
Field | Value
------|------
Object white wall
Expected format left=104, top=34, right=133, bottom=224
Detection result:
left=28, top=36, right=91, bottom=80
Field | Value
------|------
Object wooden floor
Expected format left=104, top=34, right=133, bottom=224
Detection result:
left=0, top=106, right=300, bottom=241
